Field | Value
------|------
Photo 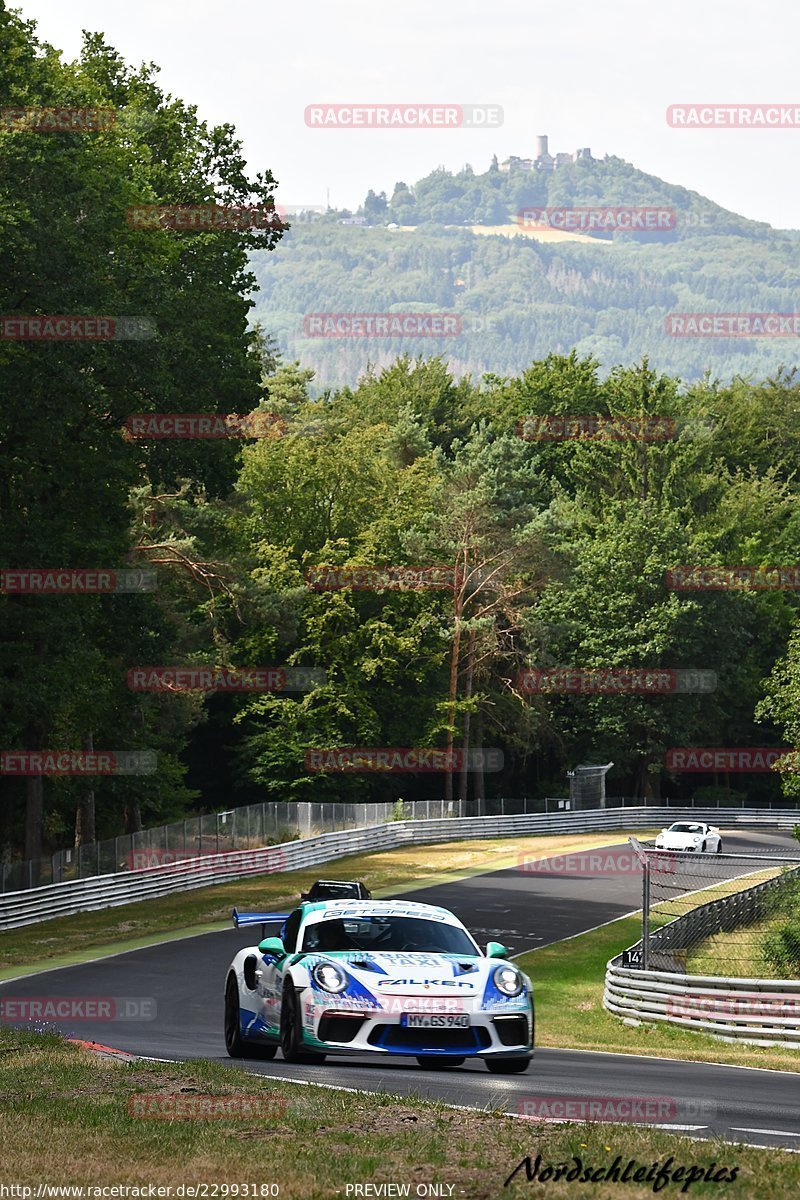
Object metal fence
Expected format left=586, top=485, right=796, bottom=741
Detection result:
left=605, top=840, right=800, bottom=1047
left=629, top=837, right=800, bottom=976
left=3, top=805, right=800, bottom=931
left=5, top=791, right=791, bottom=892
left=2, top=799, right=465, bottom=892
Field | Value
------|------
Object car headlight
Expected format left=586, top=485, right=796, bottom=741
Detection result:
left=312, top=961, right=348, bottom=993
left=493, top=964, right=524, bottom=997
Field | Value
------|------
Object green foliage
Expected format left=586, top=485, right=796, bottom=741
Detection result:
left=763, top=913, right=800, bottom=978
left=390, top=798, right=409, bottom=822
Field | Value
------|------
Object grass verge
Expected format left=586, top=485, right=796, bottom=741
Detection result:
left=0, top=1028, right=795, bottom=1197
left=0, top=831, right=656, bottom=979
left=686, top=913, right=779, bottom=978
left=517, top=917, right=800, bottom=1072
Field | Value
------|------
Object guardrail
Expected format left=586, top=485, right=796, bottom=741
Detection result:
left=2, top=806, right=799, bottom=932
left=605, top=961, right=800, bottom=1049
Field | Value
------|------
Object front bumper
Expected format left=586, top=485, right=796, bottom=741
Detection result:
left=299, top=991, right=534, bottom=1057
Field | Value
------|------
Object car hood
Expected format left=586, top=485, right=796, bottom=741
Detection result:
left=294, top=950, right=527, bottom=1009
left=657, top=832, right=702, bottom=846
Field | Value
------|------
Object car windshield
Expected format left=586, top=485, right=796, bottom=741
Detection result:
left=669, top=824, right=703, bottom=833
left=301, top=914, right=477, bottom=955
left=310, top=884, right=360, bottom=899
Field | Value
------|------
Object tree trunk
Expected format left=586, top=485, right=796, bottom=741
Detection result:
left=75, top=732, right=96, bottom=848
left=458, top=628, right=477, bottom=807
left=124, top=799, right=143, bottom=835
left=474, top=711, right=485, bottom=812
left=444, top=565, right=464, bottom=802
left=23, top=723, right=44, bottom=880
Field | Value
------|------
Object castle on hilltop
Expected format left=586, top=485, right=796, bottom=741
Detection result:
left=496, top=134, right=592, bottom=173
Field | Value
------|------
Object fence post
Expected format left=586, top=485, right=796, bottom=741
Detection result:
left=642, top=855, right=651, bottom=971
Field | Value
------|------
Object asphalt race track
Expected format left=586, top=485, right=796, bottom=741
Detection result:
left=3, top=828, right=800, bottom=1150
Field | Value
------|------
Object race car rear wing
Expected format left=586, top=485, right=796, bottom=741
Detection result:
left=232, top=907, right=289, bottom=939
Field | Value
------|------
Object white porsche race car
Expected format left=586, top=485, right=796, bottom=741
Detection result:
left=224, top=896, right=533, bottom=1073
left=654, top=822, right=723, bottom=853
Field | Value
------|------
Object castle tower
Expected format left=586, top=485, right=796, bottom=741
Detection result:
left=534, top=134, right=549, bottom=159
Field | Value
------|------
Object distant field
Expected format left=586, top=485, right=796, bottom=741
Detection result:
left=394, top=223, right=606, bottom=245
left=468, top=223, right=610, bottom=245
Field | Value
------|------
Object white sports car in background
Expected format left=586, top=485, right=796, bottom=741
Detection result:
left=655, top=822, right=723, bottom=853
left=224, top=895, right=533, bottom=1073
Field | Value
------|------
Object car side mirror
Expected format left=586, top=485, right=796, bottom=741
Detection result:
left=259, top=936, right=285, bottom=958
left=485, top=941, right=508, bottom=959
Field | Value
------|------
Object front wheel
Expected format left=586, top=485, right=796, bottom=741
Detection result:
left=485, top=1057, right=531, bottom=1074
left=716, top=840, right=723, bottom=854
left=280, top=982, right=325, bottom=1064
left=416, top=1056, right=466, bottom=1069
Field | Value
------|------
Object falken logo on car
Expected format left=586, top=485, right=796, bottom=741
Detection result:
left=376, top=978, right=475, bottom=988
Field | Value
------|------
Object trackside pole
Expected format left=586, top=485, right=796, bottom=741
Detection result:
left=629, top=835, right=650, bottom=970
left=642, top=855, right=650, bottom=971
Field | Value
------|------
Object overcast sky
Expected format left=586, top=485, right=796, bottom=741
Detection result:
left=14, top=0, right=800, bottom=228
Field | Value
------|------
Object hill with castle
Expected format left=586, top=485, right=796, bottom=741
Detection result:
left=251, top=146, right=799, bottom=388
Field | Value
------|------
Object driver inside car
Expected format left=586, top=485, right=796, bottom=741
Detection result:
left=312, top=917, right=357, bottom=951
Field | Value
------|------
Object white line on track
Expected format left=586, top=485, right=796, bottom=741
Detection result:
left=730, top=1127, right=800, bottom=1137
left=650, top=1124, right=709, bottom=1131
left=548, top=1045, right=800, bottom=1077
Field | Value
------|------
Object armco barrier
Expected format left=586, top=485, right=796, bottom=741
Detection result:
left=1, top=806, right=799, bottom=932
left=605, top=961, right=800, bottom=1049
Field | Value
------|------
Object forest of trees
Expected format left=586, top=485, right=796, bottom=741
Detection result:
left=2, top=8, right=800, bottom=870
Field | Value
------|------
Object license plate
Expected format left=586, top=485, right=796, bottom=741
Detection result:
left=400, top=1014, right=470, bottom=1028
